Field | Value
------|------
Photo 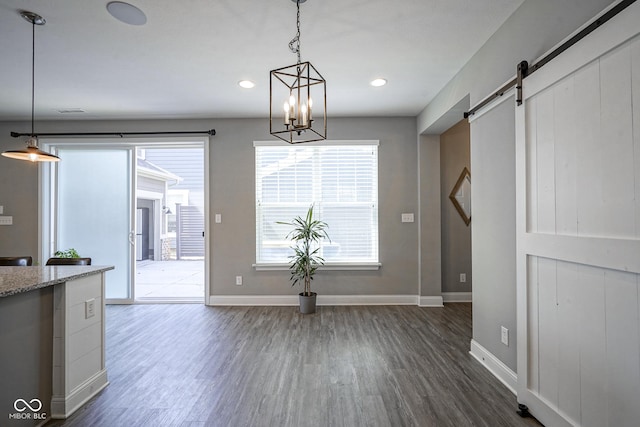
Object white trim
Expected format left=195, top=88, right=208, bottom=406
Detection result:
left=41, top=136, right=207, bottom=148
left=137, top=164, right=181, bottom=182
left=210, top=295, right=298, bottom=306
left=50, top=370, right=109, bottom=419
left=442, top=292, right=472, bottom=303
left=203, top=137, right=211, bottom=305
left=469, top=339, right=517, bottom=395
left=136, top=189, right=163, bottom=200
left=253, top=262, right=381, bottom=271
left=136, top=190, right=163, bottom=263
left=254, top=139, right=379, bottom=147
left=418, top=296, right=444, bottom=307
left=417, top=135, right=422, bottom=302
left=209, top=294, right=421, bottom=306
left=319, top=294, right=416, bottom=305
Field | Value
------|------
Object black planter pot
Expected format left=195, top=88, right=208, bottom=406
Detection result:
left=298, top=292, right=317, bottom=314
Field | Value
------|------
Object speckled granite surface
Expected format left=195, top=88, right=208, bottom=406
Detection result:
left=0, top=265, right=114, bottom=298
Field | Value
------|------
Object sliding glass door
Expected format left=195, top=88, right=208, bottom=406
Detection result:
left=41, top=137, right=209, bottom=304
left=56, top=148, right=135, bottom=302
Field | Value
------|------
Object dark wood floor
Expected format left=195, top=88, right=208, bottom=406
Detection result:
left=46, top=303, right=541, bottom=427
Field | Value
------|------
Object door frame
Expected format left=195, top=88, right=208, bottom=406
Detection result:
left=40, top=141, right=137, bottom=303
left=137, top=190, right=163, bottom=261
left=38, top=136, right=210, bottom=305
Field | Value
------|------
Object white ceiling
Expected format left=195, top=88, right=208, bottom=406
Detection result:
left=0, top=0, right=525, bottom=121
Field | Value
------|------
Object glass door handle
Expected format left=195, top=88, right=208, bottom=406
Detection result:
left=129, top=231, right=135, bottom=246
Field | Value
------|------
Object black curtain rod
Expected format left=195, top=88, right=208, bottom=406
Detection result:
left=10, top=129, right=216, bottom=138
left=464, top=0, right=636, bottom=118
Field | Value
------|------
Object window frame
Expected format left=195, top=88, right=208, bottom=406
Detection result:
left=253, top=140, right=381, bottom=271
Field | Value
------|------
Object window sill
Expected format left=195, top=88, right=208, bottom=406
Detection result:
left=253, top=262, right=381, bottom=271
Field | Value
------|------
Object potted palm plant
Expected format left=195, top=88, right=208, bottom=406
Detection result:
left=278, top=205, right=330, bottom=314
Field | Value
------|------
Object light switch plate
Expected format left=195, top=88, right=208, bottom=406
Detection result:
left=501, top=326, right=509, bottom=346
left=0, top=216, right=13, bottom=226
left=0, top=205, right=3, bottom=214
left=215, top=213, right=222, bottom=223
left=401, top=213, right=414, bottom=223
left=85, top=299, right=96, bottom=319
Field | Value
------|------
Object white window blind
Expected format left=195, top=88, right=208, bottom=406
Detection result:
left=255, top=141, right=379, bottom=265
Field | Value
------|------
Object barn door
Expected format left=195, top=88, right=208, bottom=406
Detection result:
left=515, top=2, right=640, bottom=426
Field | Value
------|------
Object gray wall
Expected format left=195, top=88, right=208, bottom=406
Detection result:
left=210, top=117, right=419, bottom=296
left=470, top=98, right=517, bottom=370
left=440, top=119, right=471, bottom=294
left=417, top=0, right=614, bottom=372
left=418, top=0, right=615, bottom=134
left=0, top=288, right=53, bottom=426
left=0, top=117, right=420, bottom=296
left=419, top=134, right=441, bottom=299
left=0, top=126, right=39, bottom=258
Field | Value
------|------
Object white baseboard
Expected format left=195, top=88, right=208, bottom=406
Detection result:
left=442, top=292, right=472, bottom=303
left=418, top=296, right=444, bottom=307
left=469, top=339, right=517, bottom=395
left=209, top=294, right=419, bottom=306
left=319, top=294, right=417, bottom=305
left=208, top=294, right=451, bottom=307
left=51, top=370, right=109, bottom=419
left=209, top=295, right=298, bottom=306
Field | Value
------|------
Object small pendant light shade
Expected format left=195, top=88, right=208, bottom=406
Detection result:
left=1, top=11, right=60, bottom=163
left=2, top=137, right=59, bottom=162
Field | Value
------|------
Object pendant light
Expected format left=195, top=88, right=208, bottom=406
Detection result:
left=2, top=11, right=60, bottom=162
left=270, top=0, right=326, bottom=144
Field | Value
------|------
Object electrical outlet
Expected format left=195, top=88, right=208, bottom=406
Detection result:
left=460, top=273, right=466, bottom=283
left=85, top=298, right=96, bottom=319
left=235, top=276, right=243, bottom=286
left=401, top=213, right=414, bottom=223
left=0, top=205, right=3, bottom=214
left=0, top=216, right=13, bottom=226
left=501, top=326, right=509, bottom=346
left=215, top=213, right=222, bottom=223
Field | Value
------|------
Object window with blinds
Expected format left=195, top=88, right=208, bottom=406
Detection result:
left=255, top=141, right=379, bottom=265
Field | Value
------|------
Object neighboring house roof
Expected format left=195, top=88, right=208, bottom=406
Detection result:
left=137, top=157, right=183, bottom=183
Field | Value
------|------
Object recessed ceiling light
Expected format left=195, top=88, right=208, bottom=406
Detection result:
left=370, top=78, right=387, bottom=87
left=107, top=2, right=147, bottom=26
left=238, top=80, right=255, bottom=89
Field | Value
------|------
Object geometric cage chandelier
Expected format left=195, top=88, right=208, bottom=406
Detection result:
left=270, top=0, right=326, bottom=144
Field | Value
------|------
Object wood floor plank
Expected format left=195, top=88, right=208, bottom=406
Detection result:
left=45, top=304, right=542, bottom=427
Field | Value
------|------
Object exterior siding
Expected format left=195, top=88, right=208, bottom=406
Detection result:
left=144, top=148, right=204, bottom=209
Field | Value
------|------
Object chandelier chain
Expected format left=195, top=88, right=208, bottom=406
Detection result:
left=288, top=0, right=302, bottom=65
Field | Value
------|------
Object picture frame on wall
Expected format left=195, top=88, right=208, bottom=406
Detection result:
left=449, top=167, right=471, bottom=226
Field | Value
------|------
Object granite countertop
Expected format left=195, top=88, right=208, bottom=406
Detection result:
left=0, top=265, right=115, bottom=298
